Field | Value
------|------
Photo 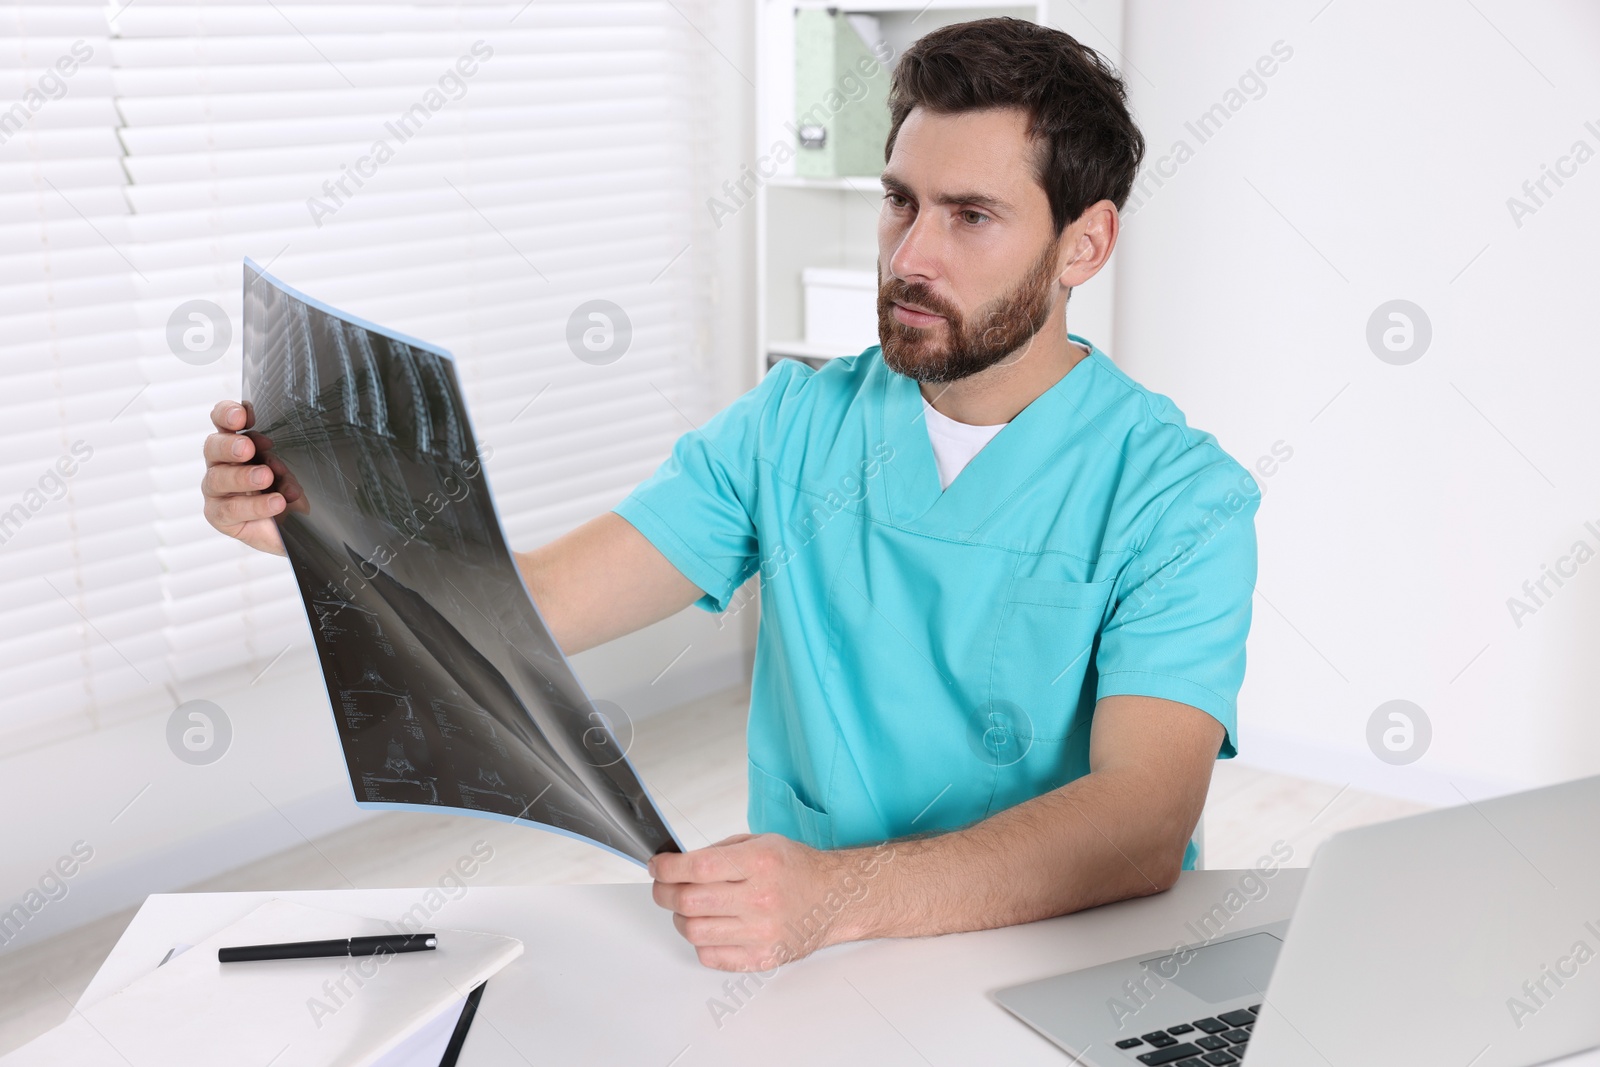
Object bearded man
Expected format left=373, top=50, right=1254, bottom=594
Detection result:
left=200, top=17, right=1260, bottom=972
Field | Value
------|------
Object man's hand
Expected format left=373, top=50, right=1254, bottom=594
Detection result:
left=651, top=696, right=1222, bottom=963
left=650, top=833, right=888, bottom=972
left=201, top=400, right=294, bottom=556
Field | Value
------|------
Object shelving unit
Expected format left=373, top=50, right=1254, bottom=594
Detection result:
left=754, top=0, right=1048, bottom=375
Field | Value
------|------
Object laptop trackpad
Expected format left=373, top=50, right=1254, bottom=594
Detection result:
left=1139, top=932, right=1283, bottom=1004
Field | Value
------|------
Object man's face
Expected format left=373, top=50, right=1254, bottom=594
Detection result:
left=877, top=106, right=1065, bottom=384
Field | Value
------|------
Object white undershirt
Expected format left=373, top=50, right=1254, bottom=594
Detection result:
left=918, top=343, right=1094, bottom=489
left=922, top=396, right=1008, bottom=491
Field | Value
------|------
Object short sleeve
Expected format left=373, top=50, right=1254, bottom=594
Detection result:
left=612, top=359, right=809, bottom=614
left=1095, top=459, right=1261, bottom=757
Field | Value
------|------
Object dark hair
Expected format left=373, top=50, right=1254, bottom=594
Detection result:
left=885, top=17, right=1145, bottom=238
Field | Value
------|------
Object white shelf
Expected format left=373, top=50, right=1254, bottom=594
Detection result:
left=767, top=175, right=885, bottom=194
left=793, top=0, right=1028, bottom=11
left=767, top=338, right=865, bottom=360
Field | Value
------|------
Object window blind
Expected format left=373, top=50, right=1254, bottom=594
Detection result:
left=0, top=0, right=716, bottom=755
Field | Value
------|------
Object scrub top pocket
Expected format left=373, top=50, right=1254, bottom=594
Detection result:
left=748, top=753, right=835, bottom=849
left=984, top=575, right=1116, bottom=817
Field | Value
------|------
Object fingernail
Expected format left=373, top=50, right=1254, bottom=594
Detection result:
left=254, top=468, right=270, bottom=485
left=232, top=439, right=247, bottom=457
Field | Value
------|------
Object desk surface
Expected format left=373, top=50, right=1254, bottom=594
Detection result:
left=80, top=869, right=1309, bottom=1065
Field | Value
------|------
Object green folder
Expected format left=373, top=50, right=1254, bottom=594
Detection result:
left=792, top=10, right=892, bottom=179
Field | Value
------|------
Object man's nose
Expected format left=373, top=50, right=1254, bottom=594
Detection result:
left=886, top=211, right=945, bottom=284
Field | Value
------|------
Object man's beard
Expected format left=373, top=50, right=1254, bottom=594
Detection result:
left=877, top=238, right=1060, bottom=384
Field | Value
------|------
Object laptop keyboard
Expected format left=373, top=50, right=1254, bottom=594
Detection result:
left=1111, top=1005, right=1258, bottom=1064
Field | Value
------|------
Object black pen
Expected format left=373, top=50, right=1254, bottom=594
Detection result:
left=218, top=934, right=437, bottom=963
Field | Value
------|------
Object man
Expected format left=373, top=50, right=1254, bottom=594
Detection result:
left=201, top=18, right=1259, bottom=974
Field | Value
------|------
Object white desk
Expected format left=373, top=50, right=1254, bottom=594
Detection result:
left=80, top=870, right=1310, bottom=1065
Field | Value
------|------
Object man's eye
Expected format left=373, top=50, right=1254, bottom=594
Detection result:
left=884, top=193, right=909, bottom=208
left=961, top=210, right=988, bottom=225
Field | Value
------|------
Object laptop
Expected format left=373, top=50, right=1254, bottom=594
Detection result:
left=994, top=773, right=1600, bottom=1066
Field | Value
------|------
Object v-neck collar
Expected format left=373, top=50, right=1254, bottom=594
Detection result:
left=876, top=334, right=1109, bottom=539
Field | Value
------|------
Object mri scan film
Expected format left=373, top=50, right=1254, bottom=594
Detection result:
left=240, top=259, right=680, bottom=865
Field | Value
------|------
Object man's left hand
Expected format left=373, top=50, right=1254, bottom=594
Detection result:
left=649, top=833, right=873, bottom=971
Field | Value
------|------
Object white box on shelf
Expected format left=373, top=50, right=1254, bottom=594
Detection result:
left=802, top=267, right=878, bottom=351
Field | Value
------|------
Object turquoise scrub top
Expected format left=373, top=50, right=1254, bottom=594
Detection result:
left=613, top=336, right=1259, bottom=870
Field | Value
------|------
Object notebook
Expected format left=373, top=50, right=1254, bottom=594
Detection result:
left=154, top=942, right=480, bottom=1067
left=1, top=899, right=521, bottom=1066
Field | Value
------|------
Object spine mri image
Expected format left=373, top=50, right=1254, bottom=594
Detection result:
left=240, top=259, right=680, bottom=865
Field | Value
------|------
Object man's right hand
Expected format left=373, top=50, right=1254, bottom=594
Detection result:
left=201, top=400, right=287, bottom=556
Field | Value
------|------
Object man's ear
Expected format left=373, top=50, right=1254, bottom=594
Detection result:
left=1055, top=200, right=1118, bottom=288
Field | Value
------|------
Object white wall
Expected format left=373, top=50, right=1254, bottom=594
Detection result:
left=1048, top=0, right=1127, bottom=354
left=1113, top=0, right=1600, bottom=803
left=0, top=1, right=761, bottom=955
